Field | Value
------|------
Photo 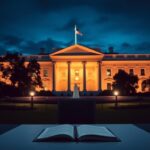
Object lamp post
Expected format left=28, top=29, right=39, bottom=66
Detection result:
left=30, top=91, right=35, bottom=109
left=114, top=90, right=119, bottom=108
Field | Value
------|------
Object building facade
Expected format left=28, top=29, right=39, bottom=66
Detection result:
left=1, top=44, right=150, bottom=93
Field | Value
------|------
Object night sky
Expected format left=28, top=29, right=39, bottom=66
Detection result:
left=0, top=0, right=150, bottom=55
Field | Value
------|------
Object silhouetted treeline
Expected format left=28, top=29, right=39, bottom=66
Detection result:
left=0, top=52, right=43, bottom=97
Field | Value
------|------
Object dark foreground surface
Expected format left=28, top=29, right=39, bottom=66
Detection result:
left=0, top=96, right=150, bottom=146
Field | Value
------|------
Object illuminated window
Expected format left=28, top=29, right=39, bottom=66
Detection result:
left=75, top=70, right=79, bottom=76
left=75, top=76, right=79, bottom=81
left=43, top=69, right=48, bottom=77
left=107, top=83, right=111, bottom=90
left=75, top=70, right=79, bottom=81
left=129, top=69, right=134, bottom=75
left=106, top=69, right=111, bottom=76
left=141, top=69, right=145, bottom=76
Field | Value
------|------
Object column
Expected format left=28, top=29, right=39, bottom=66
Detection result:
left=83, top=61, right=86, bottom=92
left=67, top=61, right=71, bottom=92
left=52, top=61, right=56, bottom=92
left=98, top=61, right=102, bottom=91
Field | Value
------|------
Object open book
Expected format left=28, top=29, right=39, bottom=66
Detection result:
left=33, top=125, right=120, bottom=142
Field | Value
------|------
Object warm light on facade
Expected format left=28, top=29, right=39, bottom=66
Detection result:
left=0, top=44, right=149, bottom=93
left=44, top=87, right=48, bottom=91
left=75, top=76, right=79, bottom=81
left=106, top=69, right=111, bottom=76
left=75, top=70, right=79, bottom=73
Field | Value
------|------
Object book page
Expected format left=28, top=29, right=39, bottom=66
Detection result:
left=77, top=125, right=116, bottom=140
left=36, top=124, right=74, bottom=140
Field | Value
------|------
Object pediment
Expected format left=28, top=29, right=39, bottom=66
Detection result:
left=50, top=44, right=103, bottom=56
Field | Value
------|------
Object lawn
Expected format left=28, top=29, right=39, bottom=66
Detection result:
left=0, top=103, right=58, bottom=123
left=96, top=103, right=150, bottom=123
left=0, top=101, right=150, bottom=123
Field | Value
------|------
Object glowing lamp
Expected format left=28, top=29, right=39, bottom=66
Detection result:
left=30, top=91, right=35, bottom=109
left=30, top=91, right=35, bottom=97
left=114, top=90, right=119, bottom=108
left=114, top=91, right=119, bottom=96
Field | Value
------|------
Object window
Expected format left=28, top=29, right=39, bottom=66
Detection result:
left=75, top=70, right=79, bottom=81
left=106, top=69, right=111, bottom=76
left=107, top=83, right=111, bottom=90
left=43, top=69, right=48, bottom=77
left=141, top=69, right=145, bottom=76
left=75, top=70, right=79, bottom=76
left=129, top=69, right=134, bottom=75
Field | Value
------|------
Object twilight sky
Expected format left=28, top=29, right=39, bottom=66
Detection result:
left=0, top=0, right=150, bottom=55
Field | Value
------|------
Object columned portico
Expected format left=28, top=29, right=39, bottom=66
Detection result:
left=50, top=44, right=104, bottom=93
left=51, top=61, right=102, bottom=92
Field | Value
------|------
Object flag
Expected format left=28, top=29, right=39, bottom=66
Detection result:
left=75, top=30, right=83, bottom=36
left=75, top=26, right=83, bottom=36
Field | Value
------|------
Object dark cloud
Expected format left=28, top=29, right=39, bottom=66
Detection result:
left=96, top=16, right=110, bottom=24
left=0, top=45, right=7, bottom=55
left=121, top=42, right=132, bottom=49
left=37, top=0, right=92, bottom=12
left=56, top=18, right=85, bottom=31
left=0, top=35, right=23, bottom=46
left=36, top=0, right=150, bottom=16
left=0, top=35, right=66, bottom=55
left=20, top=38, right=66, bottom=54
left=120, top=42, right=150, bottom=53
left=0, top=35, right=24, bottom=54
left=135, top=42, right=150, bottom=52
left=0, top=0, right=150, bottom=54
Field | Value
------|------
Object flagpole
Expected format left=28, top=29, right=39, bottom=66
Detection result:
left=74, top=25, right=77, bottom=45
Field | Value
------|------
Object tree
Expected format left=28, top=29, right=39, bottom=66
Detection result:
left=3, top=52, right=30, bottom=95
left=27, top=59, right=43, bottom=91
left=0, top=52, right=43, bottom=96
left=0, top=56, right=4, bottom=82
left=112, top=69, right=139, bottom=95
